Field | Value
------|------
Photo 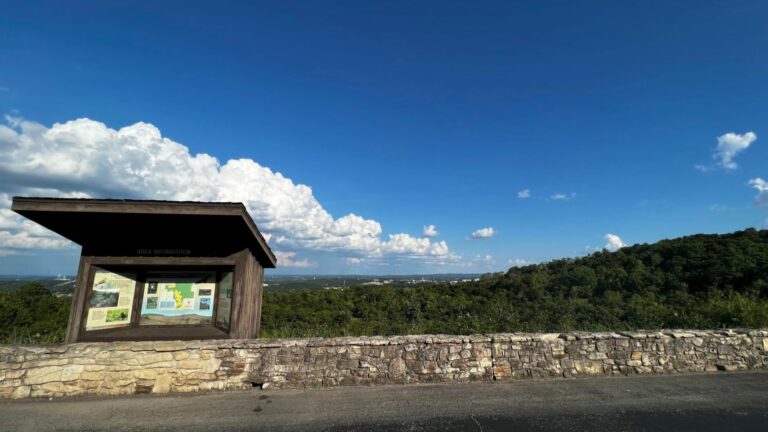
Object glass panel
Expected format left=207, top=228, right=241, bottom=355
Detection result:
left=139, top=271, right=217, bottom=326
left=85, top=268, right=137, bottom=330
left=215, top=271, right=233, bottom=329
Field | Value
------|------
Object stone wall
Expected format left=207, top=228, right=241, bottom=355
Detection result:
left=1, top=329, right=767, bottom=399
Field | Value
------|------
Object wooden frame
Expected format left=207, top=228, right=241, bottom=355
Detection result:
left=77, top=265, right=234, bottom=341
left=67, top=251, right=263, bottom=342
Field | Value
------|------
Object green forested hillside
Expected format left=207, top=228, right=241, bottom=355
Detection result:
left=0, top=283, right=70, bottom=344
left=2, top=229, right=767, bottom=344
left=262, top=229, right=768, bottom=337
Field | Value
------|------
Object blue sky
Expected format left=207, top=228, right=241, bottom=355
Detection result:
left=0, top=0, right=767, bottom=275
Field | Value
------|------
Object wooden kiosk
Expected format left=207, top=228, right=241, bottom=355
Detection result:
left=11, top=197, right=277, bottom=343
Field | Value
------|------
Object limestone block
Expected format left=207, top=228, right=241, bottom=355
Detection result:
left=717, top=345, right=735, bottom=355
left=634, top=366, right=652, bottom=374
left=39, top=381, right=83, bottom=395
left=176, top=360, right=203, bottom=370
left=641, top=353, right=653, bottom=366
left=4, top=369, right=25, bottom=380
left=388, top=357, right=406, bottom=378
left=479, top=357, right=493, bottom=369
left=24, top=365, right=74, bottom=385
left=403, top=344, right=418, bottom=352
left=587, top=352, right=608, bottom=360
left=21, top=358, right=70, bottom=369
left=492, top=364, right=512, bottom=379
left=199, top=380, right=226, bottom=391
left=539, top=333, right=562, bottom=343
left=422, top=350, right=438, bottom=361
left=201, top=358, right=222, bottom=374
left=11, top=385, right=31, bottom=399
left=573, top=360, right=603, bottom=375
left=136, top=352, right=174, bottom=366
left=79, top=371, right=106, bottom=381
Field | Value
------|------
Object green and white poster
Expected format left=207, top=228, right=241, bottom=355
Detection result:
left=140, top=275, right=216, bottom=325
left=85, top=269, right=136, bottom=330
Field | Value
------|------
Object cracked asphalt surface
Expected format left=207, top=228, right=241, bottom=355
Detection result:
left=1, top=372, right=767, bottom=431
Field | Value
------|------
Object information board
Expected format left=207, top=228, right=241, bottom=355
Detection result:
left=215, top=271, right=234, bottom=329
left=85, top=268, right=136, bottom=330
left=140, top=272, right=216, bottom=325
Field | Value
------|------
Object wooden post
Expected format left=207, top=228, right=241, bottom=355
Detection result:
left=66, top=256, right=91, bottom=343
left=230, top=249, right=263, bottom=339
left=253, top=263, right=264, bottom=338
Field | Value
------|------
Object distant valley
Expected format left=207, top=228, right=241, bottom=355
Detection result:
left=0, top=273, right=483, bottom=293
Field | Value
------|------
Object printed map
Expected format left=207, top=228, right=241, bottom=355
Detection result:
left=164, top=282, right=194, bottom=309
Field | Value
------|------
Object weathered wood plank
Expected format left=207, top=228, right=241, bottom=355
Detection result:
left=77, top=325, right=230, bottom=342
left=12, top=197, right=245, bottom=216
left=89, top=256, right=239, bottom=266
left=253, top=262, right=264, bottom=338
left=65, top=256, right=92, bottom=343
left=228, top=249, right=263, bottom=338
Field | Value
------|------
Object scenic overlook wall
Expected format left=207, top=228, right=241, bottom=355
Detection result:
left=1, top=329, right=767, bottom=399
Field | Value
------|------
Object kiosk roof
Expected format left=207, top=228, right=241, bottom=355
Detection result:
left=11, top=197, right=277, bottom=268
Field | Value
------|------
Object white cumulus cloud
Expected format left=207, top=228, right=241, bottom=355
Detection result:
left=274, top=251, right=315, bottom=268
left=380, top=233, right=449, bottom=256
left=467, top=254, right=495, bottom=268
left=0, top=193, right=74, bottom=249
left=715, top=132, right=756, bottom=170
left=603, top=233, right=627, bottom=252
left=0, top=230, right=71, bottom=249
left=751, top=177, right=768, bottom=192
left=0, top=116, right=456, bottom=264
left=470, top=227, right=495, bottom=239
left=517, top=189, right=530, bottom=199
left=750, top=178, right=768, bottom=209
left=422, top=224, right=439, bottom=238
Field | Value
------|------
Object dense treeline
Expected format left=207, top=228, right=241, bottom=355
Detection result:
left=261, top=229, right=768, bottom=337
left=2, top=229, right=767, bottom=343
left=0, top=283, right=70, bottom=344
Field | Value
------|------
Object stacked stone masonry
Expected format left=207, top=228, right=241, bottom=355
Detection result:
left=1, top=329, right=767, bottom=399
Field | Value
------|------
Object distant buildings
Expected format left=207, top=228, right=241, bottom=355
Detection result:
left=361, top=279, right=393, bottom=286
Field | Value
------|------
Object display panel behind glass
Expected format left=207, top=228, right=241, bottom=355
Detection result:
left=86, top=268, right=137, bottom=330
left=140, top=272, right=217, bottom=326
left=215, top=271, right=233, bottom=329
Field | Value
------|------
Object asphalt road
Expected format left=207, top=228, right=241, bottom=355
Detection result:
left=2, top=372, right=768, bottom=431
